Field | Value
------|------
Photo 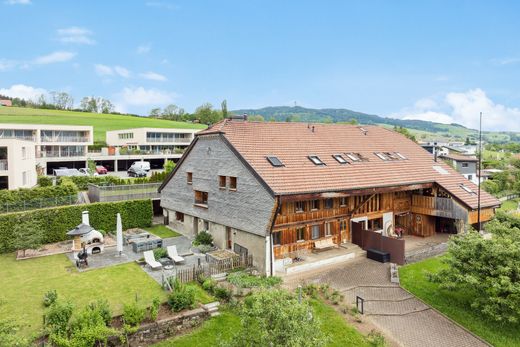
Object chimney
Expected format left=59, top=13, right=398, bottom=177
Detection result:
left=434, top=146, right=438, bottom=162
left=82, top=211, right=90, bottom=226
left=312, top=126, right=315, bottom=133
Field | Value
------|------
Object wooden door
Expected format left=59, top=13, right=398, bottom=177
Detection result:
left=226, top=227, right=232, bottom=249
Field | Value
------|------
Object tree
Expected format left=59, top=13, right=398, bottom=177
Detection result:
left=393, top=126, right=417, bottom=142
left=347, top=118, right=359, bottom=125
left=149, top=108, right=162, bottom=118
left=51, top=92, right=74, bottom=110
left=221, top=100, right=228, bottom=118
left=12, top=219, right=44, bottom=257
left=162, top=104, right=185, bottom=120
left=194, top=103, right=223, bottom=125
left=98, top=98, right=114, bottom=114
left=225, top=289, right=327, bottom=347
left=80, top=97, right=98, bottom=113
left=87, top=159, right=96, bottom=174
left=247, top=115, right=264, bottom=122
left=163, top=160, right=175, bottom=174
left=431, top=217, right=520, bottom=323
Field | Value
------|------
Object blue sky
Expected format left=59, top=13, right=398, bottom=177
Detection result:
left=1, top=0, right=520, bottom=131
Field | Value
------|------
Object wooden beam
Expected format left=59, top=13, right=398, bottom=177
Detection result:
left=351, top=194, right=376, bottom=216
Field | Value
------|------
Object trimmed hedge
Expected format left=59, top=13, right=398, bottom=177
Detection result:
left=59, top=172, right=168, bottom=191
left=0, top=180, right=78, bottom=204
left=0, top=199, right=153, bottom=253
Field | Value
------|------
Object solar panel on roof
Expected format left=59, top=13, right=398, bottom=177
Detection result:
left=266, top=156, right=284, bottom=167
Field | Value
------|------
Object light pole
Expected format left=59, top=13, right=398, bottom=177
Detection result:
left=477, top=112, right=483, bottom=232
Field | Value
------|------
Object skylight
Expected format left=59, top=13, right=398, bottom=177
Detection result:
left=332, top=154, right=348, bottom=164
left=395, top=152, right=407, bottom=160
left=460, top=184, right=475, bottom=194
left=308, top=155, right=325, bottom=165
left=375, top=153, right=389, bottom=161
left=433, top=165, right=449, bottom=175
left=266, top=156, right=284, bottom=167
left=346, top=153, right=361, bottom=162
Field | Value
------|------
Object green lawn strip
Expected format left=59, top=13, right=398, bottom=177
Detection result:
left=0, top=107, right=206, bottom=142
left=309, top=299, right=371, bottom=347
left=0, top=253, right=166, bottom=336
left=498, top=198, right=519, bottom=212
left=185, top=283, right=215, bottom=305
left=399, top=257, right=520, bottom=347
left=153, top=298, right=369, bottom=347
left=144, top=225, right=181, bottom=238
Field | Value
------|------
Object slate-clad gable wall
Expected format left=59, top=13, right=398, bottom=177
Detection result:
left=160, top=135, right=275, bottom=237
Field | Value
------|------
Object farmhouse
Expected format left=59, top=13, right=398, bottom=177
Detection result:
left=159, top=119, right=501, bottom=275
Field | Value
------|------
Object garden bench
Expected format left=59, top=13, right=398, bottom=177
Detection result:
left=313, top=237, right=337, bottom=252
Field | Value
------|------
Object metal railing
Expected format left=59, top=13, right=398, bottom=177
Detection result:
left=38, top=151, right=86, bottom=158
left=0, top=194, right=80, bottom=214
left=88, top=183, right=161, bottom=202
left=41, top=136, right=90, bottom=143
left=0, top=159, right=7, bottom=171
left=146, top=137, right=192, bottom=143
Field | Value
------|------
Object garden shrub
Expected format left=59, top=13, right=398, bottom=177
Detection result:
left=37, top=175, right=53, bottom=187
left=0, top=179, right=78, bottom=210
left=44, top=300, right=74, bottom=336
left=0, top=319, right=29, bottom=347
left=149, top=297, right=161, bottom=321
left=196, top=244, right=213, bottom=254
left=43, top=289, right=58, bottom=307
left=88, top=299, right=112, bottom=326
left=123, top=301, right=146, bottom=327
left=227, top=271, right=282, bottom=288
left=167, top=279, right=196, bottom=312
left=153, top=247, right=167, bottom=259
left=193, top=230, right=213, bottom=246
left=202, top=278, right=217, bottom=293
left=213, top=285, right=232, bottom=302
left=0, top=199, right=153, bottom=253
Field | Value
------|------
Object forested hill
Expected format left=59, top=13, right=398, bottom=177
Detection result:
left=231, top=106, right=472, bottom=134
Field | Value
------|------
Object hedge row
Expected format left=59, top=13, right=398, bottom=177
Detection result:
left=0, top=180, right=78, bottom=203
left=57, top=172, right=168, bottom=191
left=0, top=199, right=153, bottom=253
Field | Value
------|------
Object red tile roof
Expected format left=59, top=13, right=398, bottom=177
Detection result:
left=198, top=120, right=500, bottom=210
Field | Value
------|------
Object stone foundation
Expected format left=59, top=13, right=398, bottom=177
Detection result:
left=405, top=242, right=448, bottom=264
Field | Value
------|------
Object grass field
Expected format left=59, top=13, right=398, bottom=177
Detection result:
left=144, top=225, right=181, bottom=238
left=153, top=299, right=371, bottom=347
left=498, top=198, right=520, bottom=212
left=0, top=107, right=206, bottom=142
left=400, top=256, right=520, bottom=347
left=0, top=253, right=166, bottom=336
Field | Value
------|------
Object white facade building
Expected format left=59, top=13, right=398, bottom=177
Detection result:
left=0, top=138, right=37, bottom=189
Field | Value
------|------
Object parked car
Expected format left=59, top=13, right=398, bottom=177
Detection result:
left=129, top=161, right=150, bottom=172
left=127, top=167, right=147, bottom=178
left=95, top=165, right=108, bottom=175
left=78, top=168, right=99, bottom=176
left=53, top=168, right=87, bottom=177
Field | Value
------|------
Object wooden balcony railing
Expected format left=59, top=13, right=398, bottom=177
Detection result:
left=275, top=207, right=350, bottom=227
left=411, top=195, right=466, bottom=219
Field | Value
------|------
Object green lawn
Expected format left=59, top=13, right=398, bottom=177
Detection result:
left=0, top=253, right=166, bottom=336
left=498, top=198, right=519, bottom=212
left=144, top=225, right=181, bottom=238
left=0, top=107, right=206, bottom=142
left=153, top=299, right=370, bottom=347
left=400, top=257, right=520, bottom=347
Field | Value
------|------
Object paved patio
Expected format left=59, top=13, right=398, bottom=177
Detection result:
left=284, top=258, right=489, bottom=347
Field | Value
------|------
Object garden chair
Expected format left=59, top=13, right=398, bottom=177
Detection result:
left=167, top=245, right=185, bottom=264
left=143, top=250, right=162, bottom=270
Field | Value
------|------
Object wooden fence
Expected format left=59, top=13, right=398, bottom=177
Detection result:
left=172, top=254, right=254, bottom=284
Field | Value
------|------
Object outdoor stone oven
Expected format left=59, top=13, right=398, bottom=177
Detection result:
left=67, top=211, right=105, bottom=259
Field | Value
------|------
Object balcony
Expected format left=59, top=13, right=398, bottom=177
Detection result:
left=41, top=136, right=90, bottom=143
left=146, top=137, right=192, bottom=143
left=0, top=159, right=7, bottom=171
left=411, top=195, right=467, bottom=219
left=38, top=151, right=85, bottom=158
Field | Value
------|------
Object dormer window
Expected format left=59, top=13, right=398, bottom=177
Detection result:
left=332, top=154, right=348, bottom=164
left=308, top=155, right=325, bottom=165
left=267, top=156, right=284, bottom=167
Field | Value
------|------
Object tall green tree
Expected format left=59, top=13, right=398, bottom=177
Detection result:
left=195, top=103, right=223, bottom=125
left=225, top=289, right=327, bottom=347
left=221, top=100, right=228, bottom=118
left=12, top=219, right=44, bottom=256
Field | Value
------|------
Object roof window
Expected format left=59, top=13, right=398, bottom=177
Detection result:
left=433, top=165, right=449, bottom=175
left=395, top=152, right=407, bottom=160
left=308, top=155, right=325, bottom=165
left=345, top=153, right=368, bottom=162
left=266, top=156, right=284, bottom=167
left=375, top=152, right=389, bottom=161
left=459, top=184, right=476, bottom=194
left=332, top=154, right=348, bottom=164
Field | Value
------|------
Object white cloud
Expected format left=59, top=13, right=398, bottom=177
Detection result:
left=114, top=66, right=130, bottom=78
left=4, top=0, right=31, bottom=5
left=140, top=71, right=167, bottom=81
left=94, top=64, right=130, bottom=78
left=33, top=51, right=76, bottom=65
left=392, top=88, right=520, bottom=131
left=137, top=44, right=151, bottom=54
left=117, top=86, right=177, bottom=106
left=0, top=84, right=47, bottom=101
left=94, top=64, right=113, bottom=76
left=491, top=57, right=520, bottom=66
left=56, top=27, right=96, bottom=45
left=0, top=59, right=17, bottom=71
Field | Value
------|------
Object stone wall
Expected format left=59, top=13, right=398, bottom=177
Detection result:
left=109, top=307, right=210, bottom=346
left=405, top=242, right=448, bottom=264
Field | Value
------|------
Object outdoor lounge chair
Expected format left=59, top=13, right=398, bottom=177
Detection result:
left=167, top=245, right=185, bottom=264
left=143, top=250, right=162, bottom=270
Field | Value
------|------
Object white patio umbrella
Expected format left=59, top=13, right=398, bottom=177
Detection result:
left=116, top=213, right=124, bottom=256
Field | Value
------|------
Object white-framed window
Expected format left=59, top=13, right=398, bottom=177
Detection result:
left=296, top=227, right=305, bottom=242
left=311, top=225, right=321, bottom=240
left=21, top=147, right=26, bottom=159
left=325, top=222, right=332, bottom=236
left=22, top=171, right=27, bottom=185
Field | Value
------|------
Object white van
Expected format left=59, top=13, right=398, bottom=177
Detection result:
left=129, top=161, right=150, bottom=172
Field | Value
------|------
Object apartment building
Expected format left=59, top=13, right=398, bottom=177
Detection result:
left=0, top=138, right=37, bottom=189
left=0, top=123, right=94, bottom=177
left=102, top=128, right=199, bottom=171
